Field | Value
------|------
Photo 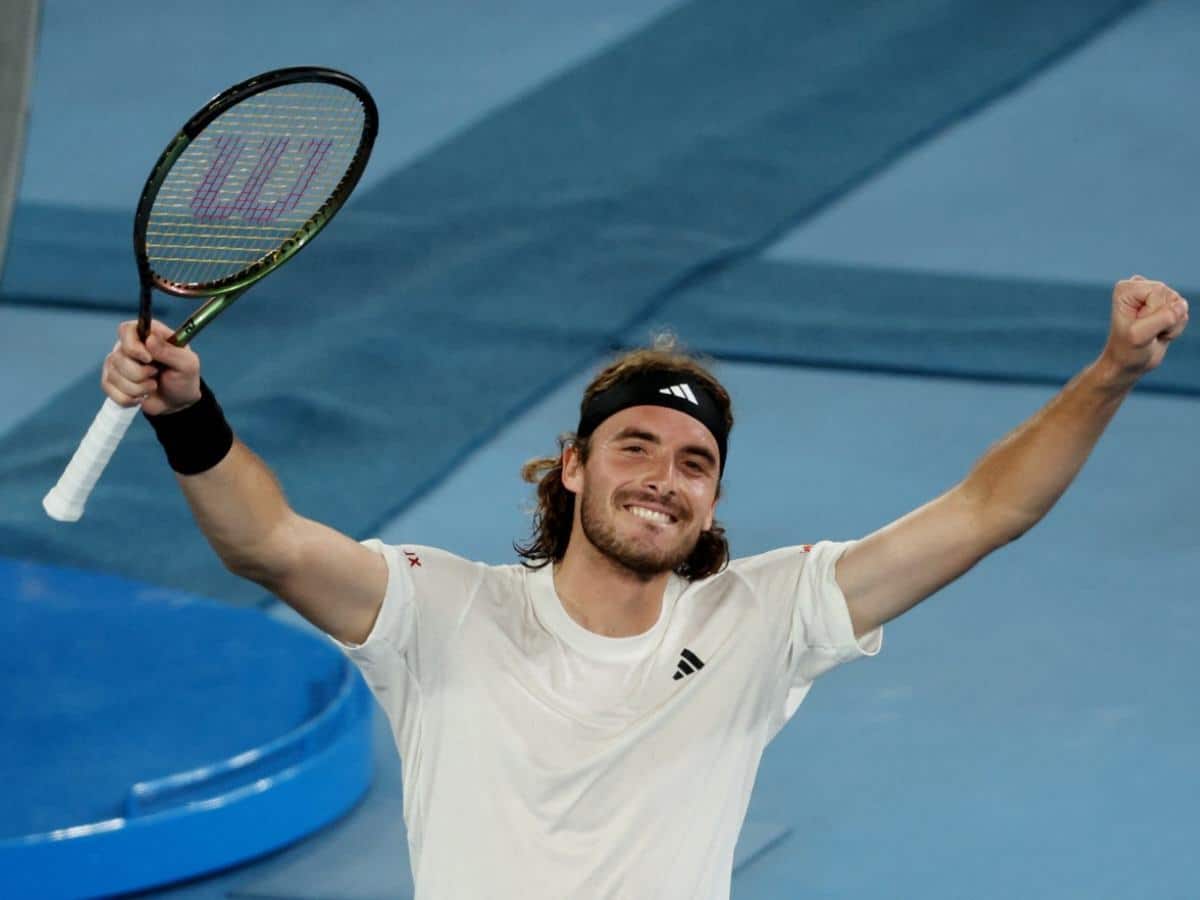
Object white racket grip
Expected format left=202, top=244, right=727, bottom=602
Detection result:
left=43, top=398, right=140, bottom=522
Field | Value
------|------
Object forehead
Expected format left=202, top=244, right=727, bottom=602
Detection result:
left=593, top=405, right=719, bottom=455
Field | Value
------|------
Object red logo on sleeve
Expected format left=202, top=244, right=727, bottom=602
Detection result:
left=801, top=544, right=813, bottom=553
left=402, top=549, right=422, bottom=568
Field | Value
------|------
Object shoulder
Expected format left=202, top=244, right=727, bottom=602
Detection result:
left=690, top=541, right=853, bottom=603
left=360, top=541, right=534, bottom=640
left=673, top=545, right=820, bottom=616
left=362, top=540, right=501, bottom=595
left=717, top=542, right=830, bottom=583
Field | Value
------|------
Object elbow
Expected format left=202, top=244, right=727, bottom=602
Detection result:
left=214, top=521, right=298, bottom=592
left=222, top=552, right=284, bottom=589
left=956, top=481, right=1037, bottom=549
left=979, top=497, right=1042, bottom=546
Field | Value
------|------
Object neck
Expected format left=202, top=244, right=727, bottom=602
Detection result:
left=553, top=541, right=672, bottom=638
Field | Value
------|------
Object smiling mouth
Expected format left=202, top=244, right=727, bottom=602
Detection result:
left=625, top=504, right=678, bottom=525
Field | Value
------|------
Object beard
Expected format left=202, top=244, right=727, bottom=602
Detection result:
left=578, top=485, right=698, bottom=578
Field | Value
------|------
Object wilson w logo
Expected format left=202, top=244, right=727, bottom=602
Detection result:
left=190, top=135, right=334, bottom=224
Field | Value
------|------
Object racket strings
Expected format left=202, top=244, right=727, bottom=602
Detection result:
left=146, top=81, right=367, bottom=287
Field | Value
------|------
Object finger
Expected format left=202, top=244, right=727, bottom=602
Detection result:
left=109, top=351, right=157, bottom=384
left=1120, top=274, right=1157, bottom=291
left=1126, top=281, right=1177, bottom=315
left=100, top=372, right=146, bottom=408
left=145, top=332, right=199, bottom=372
left=1162, top=299, right=1190, bottom=342
left=1114, top=279, right=1156, bottom=314
left=147, top=319, right=177, bottom=341
left=1162, top=323, right=1188, bottom=344
left=117, top=320, right=153, bottom=364
left=1130, top=298, right=1188, bottom=347
left=1144, top=285, right=1181, bottom=316
left=105, top=364, right=155, bottom=400
left=1142, top=289, right=1180, bottom=321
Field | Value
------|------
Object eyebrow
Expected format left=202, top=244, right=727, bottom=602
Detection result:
left=610, top=427, right=718, bottom=468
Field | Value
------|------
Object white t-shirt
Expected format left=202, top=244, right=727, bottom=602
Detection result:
left=335, top=539, right=882, bottom=899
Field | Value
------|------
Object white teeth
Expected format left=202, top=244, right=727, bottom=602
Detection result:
left=628, top=506, right=672, bottom=524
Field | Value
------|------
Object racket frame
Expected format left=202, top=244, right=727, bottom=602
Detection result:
left=133, top=66, right=379, bottom=344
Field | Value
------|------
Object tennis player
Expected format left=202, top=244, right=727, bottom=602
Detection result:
left=102, top=276, right=1187, bottom=898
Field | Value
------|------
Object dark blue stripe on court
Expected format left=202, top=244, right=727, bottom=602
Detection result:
left=0, top=0, right=1143, bottom=605
left=651, top=260, right=1200, bottom=393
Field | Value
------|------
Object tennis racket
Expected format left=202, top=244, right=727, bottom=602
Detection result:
left=42, top=66, right=378, bottom=522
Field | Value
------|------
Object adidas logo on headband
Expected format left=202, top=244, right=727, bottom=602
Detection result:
left=659, top=383, right=699, bottom=405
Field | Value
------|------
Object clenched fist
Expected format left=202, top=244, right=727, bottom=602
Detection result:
left=102, top=320, right=202, bottom=416
left=1102, top=276, right=1189, bottom=380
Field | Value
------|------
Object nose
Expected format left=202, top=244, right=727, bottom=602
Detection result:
left=642, top=451, right=678, bottom=495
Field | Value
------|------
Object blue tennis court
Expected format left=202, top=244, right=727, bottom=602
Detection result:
left=2, top=1, right=1196, bottom=897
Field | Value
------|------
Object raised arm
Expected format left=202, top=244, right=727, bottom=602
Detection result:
left=102, top=319, right=386, bottom=645
left=836, top=277, right=1190, bottom=638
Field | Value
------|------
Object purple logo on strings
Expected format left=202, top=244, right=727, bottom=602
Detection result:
left=189, top=136, right=333, bottom=224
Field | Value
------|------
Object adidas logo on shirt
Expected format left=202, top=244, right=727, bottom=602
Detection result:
left=659, top=383, right=699, bottom=405
left=672, top=648, right=705, bottom=681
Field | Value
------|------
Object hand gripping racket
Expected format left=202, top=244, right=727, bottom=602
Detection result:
left=43, top=67, right=378, bottom=522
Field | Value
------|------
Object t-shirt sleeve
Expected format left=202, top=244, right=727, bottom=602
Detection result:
left=329, top=540, right=480, bottom=747
left=332, top=539, right=416, bottom=653
left=785, top=539, right=882, bottom=684
left=733, top=540, right=883, bottom=739
left=327, top=539, right=420, bottom=736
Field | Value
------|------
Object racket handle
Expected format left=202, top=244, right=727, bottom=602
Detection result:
left=43, top=398, right=140, bottom=522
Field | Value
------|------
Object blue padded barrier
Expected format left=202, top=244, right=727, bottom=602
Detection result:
left=0, top=558, right=374, bottom=898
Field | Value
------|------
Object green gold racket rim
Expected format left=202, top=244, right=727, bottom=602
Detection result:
left=132, top=66, right=379, bottom=299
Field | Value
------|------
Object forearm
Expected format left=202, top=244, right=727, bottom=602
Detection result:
left=177, top=438, right=297, bottom=583
left=176, top=434, right=387, bottom=643
left=962, top=355, right=1135, bottom=541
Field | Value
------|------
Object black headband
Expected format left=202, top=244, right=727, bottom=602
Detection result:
left=576, top=371, right=728, bottom=475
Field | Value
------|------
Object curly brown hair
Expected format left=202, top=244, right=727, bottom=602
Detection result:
left=514, top=335, right=734, bottom=580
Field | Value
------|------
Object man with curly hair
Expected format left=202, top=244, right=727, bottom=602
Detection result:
left=101, top=277, right=1188, bottom=899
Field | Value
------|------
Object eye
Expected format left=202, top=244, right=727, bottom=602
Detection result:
left=622, top=443, right=647, bottom=455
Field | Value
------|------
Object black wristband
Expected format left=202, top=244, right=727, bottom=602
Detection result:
left=145, top=379, right=234, bottom=475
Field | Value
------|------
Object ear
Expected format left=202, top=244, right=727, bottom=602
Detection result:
left=702, top=484, right=719, bottom=531
left=561, top=443, right=584, bottom=495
